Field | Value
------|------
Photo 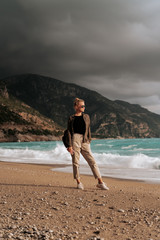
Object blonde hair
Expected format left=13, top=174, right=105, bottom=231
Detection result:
left=74, top=98, right=84, bottom=107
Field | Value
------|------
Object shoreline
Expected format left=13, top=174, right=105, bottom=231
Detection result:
left=52, top=164, right=160, bottom=185
left=0, top=161, right=160, bottom=239
left=1, top=160, right=160, bottom=184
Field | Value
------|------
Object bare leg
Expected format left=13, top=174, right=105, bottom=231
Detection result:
left=76, top=178, right=81, bottom=184
left=98, top=177, right=103, bottom=184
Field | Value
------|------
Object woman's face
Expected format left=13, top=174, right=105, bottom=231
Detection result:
left=75, top=101, right=85, bottom=113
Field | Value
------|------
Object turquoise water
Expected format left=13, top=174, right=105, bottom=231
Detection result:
left=0, top=138, right=160, bottom=182
left=92, top=138, right=160, bottom=158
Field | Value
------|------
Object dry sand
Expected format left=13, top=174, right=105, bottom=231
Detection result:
left=0, top=161, right=160, bottom=240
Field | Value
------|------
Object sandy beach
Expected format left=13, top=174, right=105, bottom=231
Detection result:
left=0, top=162, right=160, bottom=240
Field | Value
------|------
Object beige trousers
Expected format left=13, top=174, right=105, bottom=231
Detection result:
left=72, top=134, right=101, bottom=179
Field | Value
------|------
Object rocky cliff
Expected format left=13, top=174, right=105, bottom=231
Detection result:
left=1, top=73, right=160, bottom=140
left=0, top=87, right=63, bottom=142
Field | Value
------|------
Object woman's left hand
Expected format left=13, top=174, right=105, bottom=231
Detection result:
left=67, top=147, right=74, bottom=155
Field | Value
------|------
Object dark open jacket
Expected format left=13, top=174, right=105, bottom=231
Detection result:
left=65, top=113, right=92, bottom=148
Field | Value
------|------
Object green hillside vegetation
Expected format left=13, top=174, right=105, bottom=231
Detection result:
left=0, top=90, right=63, bottom=142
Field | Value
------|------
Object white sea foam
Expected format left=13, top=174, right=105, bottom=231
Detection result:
left=0, top=141, right=160, bottom=182
left=133, top=148, right=159, bottom=152
left=0, top=144, right=160, bottom=170
left=93, top=152, right=160, bottom=170
left=0, top=144, right=70, bottom=164
left=121, top=145, right=137, bottom=149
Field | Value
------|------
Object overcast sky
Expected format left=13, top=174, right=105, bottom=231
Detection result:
left=1, top=0, right=160, bottom=114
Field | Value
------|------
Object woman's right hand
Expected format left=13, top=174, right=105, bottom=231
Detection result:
left=67, top=147, right=74, bottom=155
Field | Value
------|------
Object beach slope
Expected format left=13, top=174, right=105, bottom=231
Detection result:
left=0, top=162, right=159, bottom=240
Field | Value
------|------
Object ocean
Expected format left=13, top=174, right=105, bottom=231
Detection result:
left=0, top=138, right=160, bottom=183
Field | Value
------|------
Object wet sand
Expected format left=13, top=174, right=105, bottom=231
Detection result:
left=0, top=161, right=160, bottom=240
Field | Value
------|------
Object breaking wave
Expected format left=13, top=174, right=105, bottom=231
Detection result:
left=0, top=143, right=160, bottom=170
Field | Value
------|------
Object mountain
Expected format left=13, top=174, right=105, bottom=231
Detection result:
left=1, top=73, right=160, bottom=140
left=0, top=85, right=63, bottom=142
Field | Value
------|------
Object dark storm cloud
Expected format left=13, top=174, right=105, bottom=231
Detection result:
left=1, top=0, right=160, bottom=113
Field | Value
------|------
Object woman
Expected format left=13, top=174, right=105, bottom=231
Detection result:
left=66, top=98, right=109, bottom=190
